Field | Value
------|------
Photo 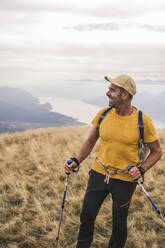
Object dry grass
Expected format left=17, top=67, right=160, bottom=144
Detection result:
left=0, top=126, right=164, bottom=248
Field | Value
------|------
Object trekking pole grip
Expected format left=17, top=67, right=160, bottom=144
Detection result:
left=66, top=158, right=79, bottom=173
left=126, top=165, right=134, bottom=171
left=65, top=159, right=73, bottom=175
left=126, top=165, right=144, bottom=183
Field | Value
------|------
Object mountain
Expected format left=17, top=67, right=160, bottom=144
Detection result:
left=0, top=87, right=85, bottom=133
left=0, top=86, right=53, bottom=113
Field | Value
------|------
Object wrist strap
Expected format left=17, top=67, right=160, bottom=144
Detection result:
left=137, top=163, right=145, bottom=183
left=137, top=163, right=145, bottom=175
left=138, top=167, right=145, bottom=176
left=70, top=157, right=80, bottom=173
left=70, top=157, right=80, bottom=167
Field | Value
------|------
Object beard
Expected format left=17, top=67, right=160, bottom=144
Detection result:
left=108, top=97, right=115, bottom=107
left=108, top=95, right=122, bottom=108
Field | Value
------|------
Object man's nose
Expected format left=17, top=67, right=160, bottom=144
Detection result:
left=106, top=90, right=111, bottom=97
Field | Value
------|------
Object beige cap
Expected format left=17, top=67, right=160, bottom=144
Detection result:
left=105, top=74, right=136, bottom=96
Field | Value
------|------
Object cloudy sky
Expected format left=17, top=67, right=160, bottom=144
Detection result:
left=0, top=0, right=165, bottom=125
left=0, top=0, right=165, bottom=91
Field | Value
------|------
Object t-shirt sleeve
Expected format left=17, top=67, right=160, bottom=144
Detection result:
left=91, top=108, right=108, bottom=129
left=143, top=114, right=157, bottom=143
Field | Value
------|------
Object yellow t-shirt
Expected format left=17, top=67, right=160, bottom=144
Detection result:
left=91, top=107, right=157, bottom=182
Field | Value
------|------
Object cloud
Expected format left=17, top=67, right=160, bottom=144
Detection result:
left=0, top=0, right=70, bottom=13
left=65, top=21, right=165, bottom=33
left=0, top=41, right=165, bottom=86
left=140, top=25, right=165, bottom=33
left=0, top=0, right=165, bottom=87
left=1, top=0, right=162, bottom=19
left=1, top=1, right=165, bottom=37
left=64, top=22, right=120, bottom=31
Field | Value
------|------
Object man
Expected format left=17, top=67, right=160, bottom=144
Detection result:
left=64, top=74, right=162, bottom=248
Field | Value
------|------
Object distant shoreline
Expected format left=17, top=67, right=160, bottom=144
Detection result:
left=39, top=96, right=165, bottom=128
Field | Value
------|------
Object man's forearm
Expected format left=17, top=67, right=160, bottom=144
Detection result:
left=143, top=142, right=162, bottom=172
left=75, top=127, right=99, bottom=164
left=76, top=139, right=96, bottom=164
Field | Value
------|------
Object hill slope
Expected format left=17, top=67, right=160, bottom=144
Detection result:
left=0, top=127, right=164, bottom=247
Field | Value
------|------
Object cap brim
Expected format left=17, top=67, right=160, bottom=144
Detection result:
left=104, top=76, right=121, bottom=88
left=104, top=76, right=113, bottom=83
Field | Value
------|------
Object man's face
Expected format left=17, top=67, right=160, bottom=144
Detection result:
left=106, top=83, right=124, bottom=107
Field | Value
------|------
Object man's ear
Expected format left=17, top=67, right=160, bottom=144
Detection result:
left=122, top=90, right=129, bottom=99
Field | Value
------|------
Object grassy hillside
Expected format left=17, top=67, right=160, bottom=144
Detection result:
left=0, top=126, right=164, bottom=248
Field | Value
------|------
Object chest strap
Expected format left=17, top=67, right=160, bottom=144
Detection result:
left=96, top=157, right=126, bottom=184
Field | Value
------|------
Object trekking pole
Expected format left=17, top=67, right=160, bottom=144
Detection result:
left=55, top=159, right=73, bottom=248
left=137, top=180, right=165, bottom=223
left=127, top=166, right=165, bottom=224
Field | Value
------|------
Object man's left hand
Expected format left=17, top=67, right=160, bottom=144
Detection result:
left=127, top=166, right=141, bottom=180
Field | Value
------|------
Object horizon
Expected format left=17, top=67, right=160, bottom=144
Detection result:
left=1, top=81, right=164, bottom=128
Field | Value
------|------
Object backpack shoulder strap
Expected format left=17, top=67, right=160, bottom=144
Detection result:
left=97, top=108, right=144, bottom=142
left=138, top=110, right=144, bottom=142
left=97, top=106, right=113, bottom=130
left=138, top=110, right=146, bottom=162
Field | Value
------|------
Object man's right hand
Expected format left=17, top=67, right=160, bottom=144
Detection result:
left=64, top=160, right=77, bottom=173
